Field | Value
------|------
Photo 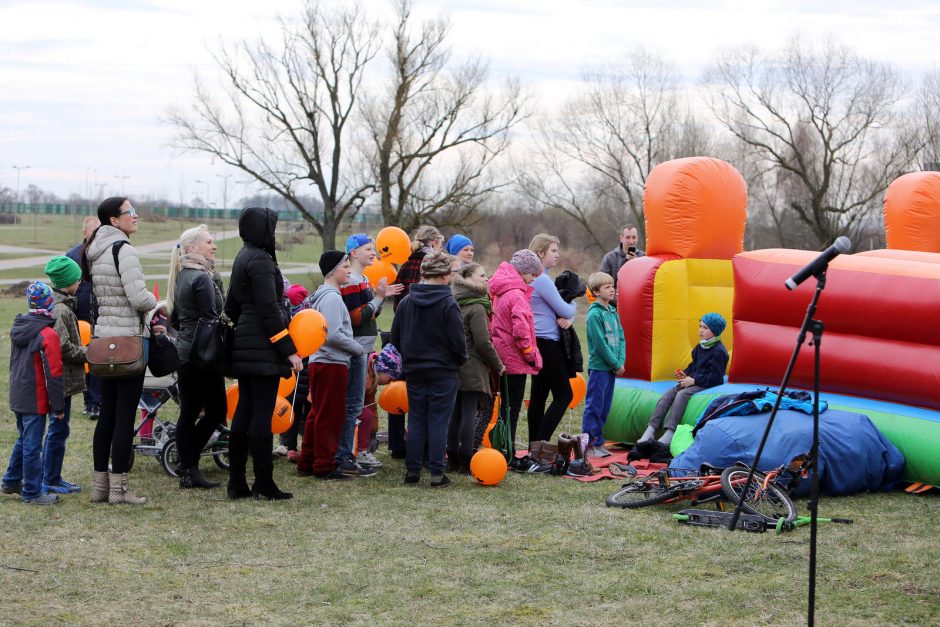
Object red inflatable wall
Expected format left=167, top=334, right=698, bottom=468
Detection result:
left=730, top=249, right=940, bottom=411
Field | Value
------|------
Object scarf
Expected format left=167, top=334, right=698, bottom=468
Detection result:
left=458, top=295, right=492, bottom=314
left=699, top=336, right=721, bottom=349
left=181, top=253, right=215, bottom=275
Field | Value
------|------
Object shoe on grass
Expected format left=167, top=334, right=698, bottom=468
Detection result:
left=404, top=472, right=420, bottom=485
left=43, top=482, right=71, bottom=495
left=2, top=481, right=23, bottom=495
left=356, top=451, right=382, bottom=468
left=315, top=469, right=352, bottom=481
left=429, top=474, right=452, bottom=488
left=23, top=493, right=59, bottom=505
left=338, top=460, right=377, bottom=478
left=286, top=450, right=300, bottom=464
left=272, top=444, right=288, bottom=457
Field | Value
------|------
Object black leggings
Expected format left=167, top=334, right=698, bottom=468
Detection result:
left=93, top=373, right=146, bottom=473
left=176, top=362, right=226, bottom=468
left=231, top=375, right=279, bottom=437
left=528, top=338, right=573, bottom=443
left=505, top=374, right=527, bottom=444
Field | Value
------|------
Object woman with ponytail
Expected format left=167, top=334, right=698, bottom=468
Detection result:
left=166, top=225, right=224, bottom=490
left=80, top=197, right=158, bottom=505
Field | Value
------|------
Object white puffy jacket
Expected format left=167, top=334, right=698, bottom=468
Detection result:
left=87, top=225, right=157, bottom=338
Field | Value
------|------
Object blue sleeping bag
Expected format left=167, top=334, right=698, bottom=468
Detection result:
left=670, top=409, right=905, bottom=495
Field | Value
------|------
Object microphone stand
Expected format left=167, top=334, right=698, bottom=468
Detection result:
left=726, top=270, right=827, bottom=626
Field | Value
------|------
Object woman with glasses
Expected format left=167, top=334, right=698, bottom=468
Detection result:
left=80, top=197, right=159, bottom=505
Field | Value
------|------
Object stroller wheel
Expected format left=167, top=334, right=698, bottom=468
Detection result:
left=213, top=450, right=230, bottom=471
left=160, top=438, right=180, bottom=477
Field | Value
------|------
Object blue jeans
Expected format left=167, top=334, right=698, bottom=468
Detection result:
left=336, top=353, right=366, bottom=464
left=405, top=374, right=459, bottom=475
left=3, top=412, right=48, bottom=500
left=581, top=369, right=616, bottom=446
left=42, top=397, right=72, bottom=486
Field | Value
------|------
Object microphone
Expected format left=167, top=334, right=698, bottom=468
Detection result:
left=785, top=237, right=852, bottom=290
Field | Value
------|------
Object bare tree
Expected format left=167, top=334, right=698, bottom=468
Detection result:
left=918, top=69, right=940, bottom=171
left=166, top=1, right=379, bottom=249
left=520, top=48, right=707, bottom=248
left=704, top=38, right=922, bottom=248
left=361, top=0, right=526, bottom=232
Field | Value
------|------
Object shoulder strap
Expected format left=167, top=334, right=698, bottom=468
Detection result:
left=111, top=240, right=128, bottom=274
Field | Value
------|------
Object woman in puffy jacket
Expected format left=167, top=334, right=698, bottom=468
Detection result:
left=166, top=224, right=224, bottom=490
left=80, top=197, right=158, bottom=505
left=224, top=207, right=303, bottom=501
left=488, top=249, right=543, bottom=445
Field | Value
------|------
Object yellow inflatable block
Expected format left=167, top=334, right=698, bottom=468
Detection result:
left=650, top=259, right=734, bottom=381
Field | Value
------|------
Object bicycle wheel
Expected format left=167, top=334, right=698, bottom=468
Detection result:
left=213, top=449, right=230, bottom=471
left=160, top=438, right=181, bottom=477
left=721, top=467, right=797, bottom=522
left=605, top=480, right=681, bottom=509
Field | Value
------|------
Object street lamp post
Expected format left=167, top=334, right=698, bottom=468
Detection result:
left=194, top=179, right=211, bottom=223
left=114, top=175, right=130, bottom=195
left=216, top=174, right=232, bottom=266
left=13, top=165, right=33, bottom=239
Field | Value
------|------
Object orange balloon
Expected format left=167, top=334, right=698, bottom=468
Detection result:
left=225, top=383, right=239, bottom=422
left=568, top=373, right=586, bottom=409
left=585, top=288, right=596, bottom=303
left=470, top=448, right=508, bottom=486
left=271, top=395, right=294, bottom=434
left=288, top=309, right=328, bottom=358
left=378, top=380, right=408, bottom=414
left=78, top=320, right=91, bottom=346
left=376, top=226, right=411, bottom=264
left=278, top=373, right=297, bottom=398
left=363, top=259, right=398, bottom=289
left=482, top=396, right=500, bottom=448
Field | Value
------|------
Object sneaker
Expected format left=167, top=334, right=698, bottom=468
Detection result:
left=526, top=461, right=552, bottom=474
left=314, top=469, right=352, bottom=481
left=88, top=405, right=100, bottom=421
left=272, top=444, right=288, bottom=457
left=356, top=451, right=383, bottom=468
left=429, top=474, right=452, bottom=488
left=1, top=481, right=22, bottom=495
left=286, top=450, right=301, bottom=464
left=42, top=482, right=71, bottom=495
left=509, top=456, right=536, bottom=473
left=587, top=446, right=612, bottom=458
left=338, top=460, right=377, bottom=478
left=23, top=493, right=59, bottom=505
left=566, top=460, right=592, bottom=477
left=404, top=472, right=420, bottom=485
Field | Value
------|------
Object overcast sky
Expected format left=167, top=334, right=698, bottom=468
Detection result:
left=1, top=0, right=937, bottom=204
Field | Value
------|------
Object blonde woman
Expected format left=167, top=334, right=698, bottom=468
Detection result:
left=526, top=233, right=577, bottom=443
left=166, top=224, right=224, bottom=490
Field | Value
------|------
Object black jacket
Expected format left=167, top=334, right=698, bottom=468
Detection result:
left=224, top=207, right=297, bottom=378
left=555, top=271, right=585, bottom=376
left=171, top=268, right=224, bottom=364
left=391, top=283, right=468, bottom=378
left=685, top=342, right=729, bottom=390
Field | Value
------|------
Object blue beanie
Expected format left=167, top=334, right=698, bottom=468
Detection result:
left=445, top=234, right=472, bottom=256
left=701, top=313, right=726, bottom=337
left=346, top=233, right=373, bottom=254
left=27, top=281, right=54, bottom=312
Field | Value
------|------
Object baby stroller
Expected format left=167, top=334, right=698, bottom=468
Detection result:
left=132, top=368, right=230, bottom=477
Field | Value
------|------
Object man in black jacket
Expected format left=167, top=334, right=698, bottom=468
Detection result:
left=599, top=225, right=645, bottom=308
left=391, top=252, right=467, bottom=488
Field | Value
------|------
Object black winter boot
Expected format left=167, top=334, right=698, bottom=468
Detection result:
left=178, top=467, right=192, bottom=489
left=226, top=431, right=251, bottom=500
left=188, top=465, right=220, bottom=489
left=249, top=436, right=292, bottom=500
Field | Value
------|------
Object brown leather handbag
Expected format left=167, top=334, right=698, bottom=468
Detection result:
left=87, top=335, right=146, bottom=379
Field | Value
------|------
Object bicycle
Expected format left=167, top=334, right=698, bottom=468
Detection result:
left=605, top=458, right=802, bottom=524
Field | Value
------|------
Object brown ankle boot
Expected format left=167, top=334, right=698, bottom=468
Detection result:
left=90, top=471, right=109, bottom=503
left=108, top=472, right=148, bottom=505
left=557, top=433, right=574, bottom=462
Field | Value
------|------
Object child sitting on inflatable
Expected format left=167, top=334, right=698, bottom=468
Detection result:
left=638, top=313, right=729, bottom=449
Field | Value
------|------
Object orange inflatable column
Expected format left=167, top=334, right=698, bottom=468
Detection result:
left=884, top=172, right=940, bottom=253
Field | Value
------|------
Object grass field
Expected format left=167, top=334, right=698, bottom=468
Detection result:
left=0, top=220, right=937, bottom=624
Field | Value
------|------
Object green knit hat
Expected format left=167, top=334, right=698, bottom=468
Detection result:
left=44, top=256, right=82, bottom=289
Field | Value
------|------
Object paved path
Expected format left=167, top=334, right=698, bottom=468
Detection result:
left=0, top=244, right=61, bottom=255
left=0, top=230, right=243, bottom=271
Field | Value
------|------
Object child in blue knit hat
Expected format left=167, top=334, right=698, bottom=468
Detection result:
left=638, top=312, right=729, bottom=446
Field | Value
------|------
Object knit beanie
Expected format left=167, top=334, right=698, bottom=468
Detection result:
left=375, top=344, right=402, bottom=380
left=319, top=250, right=347, bottom=279
left=27, top=281, right=54, bottom=312
left=44, top=255, right=82, bottom=289
left=701, top=312, right=727, bottom=337
left=420, top=251, right=453, bottom=278
left=445, top=234, right=472, bottom=256
left=509, top=249, right=543, bottom=277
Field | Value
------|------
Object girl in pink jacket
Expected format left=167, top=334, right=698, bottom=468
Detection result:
left=488, top=250, right=544, bottom=443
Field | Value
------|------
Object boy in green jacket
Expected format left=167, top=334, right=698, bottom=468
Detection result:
left=581, top=272, right=625, bottom=457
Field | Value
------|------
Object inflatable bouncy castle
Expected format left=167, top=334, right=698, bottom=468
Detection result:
left=603, top=160, right=940, bottom=487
